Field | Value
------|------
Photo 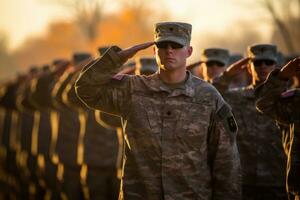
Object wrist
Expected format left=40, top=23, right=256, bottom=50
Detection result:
left=277, top=71, right=290, bottom=81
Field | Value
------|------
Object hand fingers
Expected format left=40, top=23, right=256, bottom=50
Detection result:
left=131, top=42, right=155, bottom=52
left=120, top=42, right=155, bottom=62
left=238, top=57, right=251, bottom=66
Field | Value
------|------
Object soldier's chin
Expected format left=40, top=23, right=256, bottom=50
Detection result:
left=161, top=64, right=175, bottom=71
left=259, top=73, right=268, bottom=81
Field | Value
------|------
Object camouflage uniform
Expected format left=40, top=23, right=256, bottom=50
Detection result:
left=255, top=69, right=300, bottom=199
left=75, top=43, right=241, bottom=199
left=213, top=44, right=287, bottom=200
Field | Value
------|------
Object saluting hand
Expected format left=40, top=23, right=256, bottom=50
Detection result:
left=118, top=42, right=155, bottom=63
left=224, top=57, right=251, bottom=77
left=278, top=57, right=300, bottom=80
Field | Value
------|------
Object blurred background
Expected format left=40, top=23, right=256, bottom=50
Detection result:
left=0, top=0, right=299, bottom=82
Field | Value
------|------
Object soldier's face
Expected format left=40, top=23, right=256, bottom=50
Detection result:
left=249, top=59, right=276, bottom=82
left=154, top=41, right=193, bottom=71
left=203, top=61, right=226, bottom=81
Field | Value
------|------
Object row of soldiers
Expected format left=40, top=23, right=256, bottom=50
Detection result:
left=0, top=47, right=142, bottom=200
left=0, top=41, right=299, bottom=200
left=193, top=44, right=299, bottom=200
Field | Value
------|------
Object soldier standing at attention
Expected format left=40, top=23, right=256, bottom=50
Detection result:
left=255, top=57, right=300, bottom=200
left=213, top=44, right=288, bottom=200
left=75, top=22, right=241, bottom=200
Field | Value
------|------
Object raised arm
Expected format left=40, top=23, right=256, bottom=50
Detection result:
left=75, top=42, right=154, bottom=116
left=213, top=57, right=250, bottom=93
left=255, top=57, right=300, bottom=124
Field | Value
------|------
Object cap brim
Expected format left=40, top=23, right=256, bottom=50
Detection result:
left=155, top=36, right=187, bottom=46
left=202, top=57, right=227, bottom=65
left=252, top=56, right=277, bottom=62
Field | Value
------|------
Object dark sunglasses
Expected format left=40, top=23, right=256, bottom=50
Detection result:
left=206, top=61, right=225, bottom=67
left=253, top=60, right=275, bottom=67
left=155, top=41, right=183, bottom=49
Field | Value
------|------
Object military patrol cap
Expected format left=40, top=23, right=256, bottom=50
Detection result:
left=72, top=52, right=92, bottom=66
left=154, top=22, right=192, bottom=46
left=247, top=44, right=277, bottom=62
left=52, top=59, right=69, bottom=66
left=97, top=46, right=110, bottom=56
left=42, top=64, right=50, bottom=72
left=135, top=57, right=158, bottom=75
left=29, top=65, right=39, bottom=74
left=201, top=48, right=230, bottom=66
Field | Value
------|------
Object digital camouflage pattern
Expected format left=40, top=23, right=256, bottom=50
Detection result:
left=221, top=86, right=286, bottom=188
left=154, top=22, right=192, bottom=46
left=75, top=46, right=241, bottom=200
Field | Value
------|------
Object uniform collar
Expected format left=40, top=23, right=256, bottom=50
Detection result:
left=146, top=71, right=195, bottom=97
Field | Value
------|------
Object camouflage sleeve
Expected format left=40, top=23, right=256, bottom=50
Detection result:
left=209, top=102, right=241, bottom=200
left=61, top=71, right=87, bottom=110
left=75, top=46, right=130, bottom=116
left=254, top=69, right=294, bottom=125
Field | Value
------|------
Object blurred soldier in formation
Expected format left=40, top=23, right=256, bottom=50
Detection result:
left=255, top=57, right=300, bottom=200
left=65, top=48, right=121, bottom=200
left=198, top=48, right=230, bottom=83
left=50, top=52, right=92, bottom=200
left=0, top=73, right=28, bottom=199
left=29, top=59, right=70, bottom=200
left=213, top=44, right=287, bottom=200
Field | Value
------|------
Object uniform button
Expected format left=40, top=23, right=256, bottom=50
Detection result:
left=166, top=111, right=171, bottom=116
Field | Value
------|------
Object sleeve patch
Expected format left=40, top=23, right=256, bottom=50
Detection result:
left=227, top=116, right=238, bottom=132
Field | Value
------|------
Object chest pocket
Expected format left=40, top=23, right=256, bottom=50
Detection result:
left=176, top=99, right=212, bottom=137
left=129, top=93, right=161, bottom=134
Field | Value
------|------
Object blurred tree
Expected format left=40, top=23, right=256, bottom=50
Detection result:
left=190, top=20, right=264, bottom=64
left=12, top=1, right=169, bottom=70
left=13, top=21, right=89, bottom=69
left=50, top=0, right=105, bottom=43
left=261, top=0, right=300, bottom=54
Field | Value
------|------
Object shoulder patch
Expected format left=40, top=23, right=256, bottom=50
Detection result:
left=227, top=116, right=238, bottom=132
left=216, top=103, right=238, bottom=139
left=217, top=103, right=231, bottom=119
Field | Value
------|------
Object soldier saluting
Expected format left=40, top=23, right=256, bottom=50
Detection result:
left=75, top=22, right=241, bottom=200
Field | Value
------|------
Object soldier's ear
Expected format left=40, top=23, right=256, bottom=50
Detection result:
left=187, top=46, right=193, bottom=57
